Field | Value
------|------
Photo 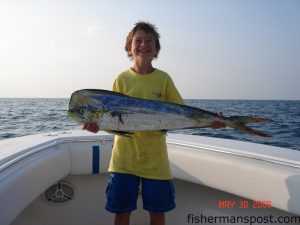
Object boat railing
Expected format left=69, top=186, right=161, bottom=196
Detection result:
left=0, top=137, right=114, bottom=173
left=167, top=140, right=300, bottom=169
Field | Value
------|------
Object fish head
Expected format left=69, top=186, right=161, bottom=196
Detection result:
left=68, top=105, right=101, bottom=124
left=68, top=90, right=104, bottom=124
left=67, top=106, right=84, bottom=123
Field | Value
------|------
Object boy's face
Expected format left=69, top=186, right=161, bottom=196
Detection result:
left=129, top=30, right=157, bottom=63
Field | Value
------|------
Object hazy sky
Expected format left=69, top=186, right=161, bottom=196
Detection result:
left=0, top=0, right=299, bottom=100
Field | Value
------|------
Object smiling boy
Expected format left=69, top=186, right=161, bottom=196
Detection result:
left=104, top=21, right=184, bottom=225
left=83, top=21, right=224, bottom=225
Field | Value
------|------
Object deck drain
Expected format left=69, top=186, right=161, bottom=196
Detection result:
left=43, top=181, right=75, bottom=205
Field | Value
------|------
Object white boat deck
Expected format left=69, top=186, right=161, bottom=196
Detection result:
left=0, top=130, right=299, bottom=225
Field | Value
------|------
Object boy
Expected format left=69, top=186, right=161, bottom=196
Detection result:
left=84, top=21, right=224, bottom=225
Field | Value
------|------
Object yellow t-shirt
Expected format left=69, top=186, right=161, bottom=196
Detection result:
left=108, top=68, right=184, bottom=180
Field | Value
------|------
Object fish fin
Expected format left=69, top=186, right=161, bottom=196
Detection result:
left=110, top=111, right=124, bottom=124
left=109, top=110, right=131, bottom=117
left=109, top=110, right=133, bottom=124
left=106, top=130, right=134, bottom=138
left=228, top=123, right=272, bottom=138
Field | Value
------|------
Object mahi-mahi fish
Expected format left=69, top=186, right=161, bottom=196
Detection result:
left=68, top=89, right=272, bottom=137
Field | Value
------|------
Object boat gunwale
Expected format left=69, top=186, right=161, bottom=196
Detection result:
left=167, top=140, right=300, bottom=169
left=0, top=136, right=114, bottom=172
left=1, top=131, right=299, bottom=173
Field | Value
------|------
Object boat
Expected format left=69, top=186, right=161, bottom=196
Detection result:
left=0, top=130, right=300, bottom=225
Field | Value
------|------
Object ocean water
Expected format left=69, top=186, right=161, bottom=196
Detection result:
left=0, top=98, right=299, bottom=151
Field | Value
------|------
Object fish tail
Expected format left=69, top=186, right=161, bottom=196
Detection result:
left=225, top=116, right=272, bottom=138
left=228, top=123, right=272, bottom=137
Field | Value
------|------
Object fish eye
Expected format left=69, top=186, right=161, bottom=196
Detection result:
left=80, top=108, right=86, bottom=114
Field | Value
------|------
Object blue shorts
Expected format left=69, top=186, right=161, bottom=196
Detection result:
left=105, top=172, right=176, bottom=213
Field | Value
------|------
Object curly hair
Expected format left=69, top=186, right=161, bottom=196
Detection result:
left=125, top=21, right=161, bottom=59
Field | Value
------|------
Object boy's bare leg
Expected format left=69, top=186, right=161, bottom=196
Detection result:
left=150, top=212, right=165, bottom=225
left=114, top=212, right=131, bottom=225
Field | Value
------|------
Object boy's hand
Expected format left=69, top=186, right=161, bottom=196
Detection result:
left=211, top=121, right=226, bottom=129
left=211, top=112, right=226, bottom=129
left=216, top=112, right=223, bottom=116
left=83, top=122, right=100, bottom=133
